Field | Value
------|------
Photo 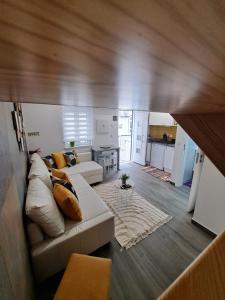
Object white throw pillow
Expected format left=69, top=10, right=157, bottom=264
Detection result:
left=28, top=158, right=53, bottom=190
left=30, top=153, right=41, bottom=162
left=26, top=178, right=65, bottom=237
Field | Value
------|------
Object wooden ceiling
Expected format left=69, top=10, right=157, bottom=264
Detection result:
left=1, top=0, right=225, bottom=113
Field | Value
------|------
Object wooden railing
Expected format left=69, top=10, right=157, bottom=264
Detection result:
left=158, top=230, right=225, bottom=300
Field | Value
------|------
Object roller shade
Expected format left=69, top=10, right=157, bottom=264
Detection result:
left=62, top=106, right=93, bottom=146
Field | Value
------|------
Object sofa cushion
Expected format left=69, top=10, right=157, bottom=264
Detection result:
left=52, top=152, right=67, bottom=169
left=26, top=178, right=65, bottom=237
left=62, top=161, right=102, bottom=180
left=27, top=222, right=45, bottom=246
left=28, top=157, right=53, bottom=190
left=53, top=184, right=82, bottom=222
left=69, top=174, right=109, bottom=223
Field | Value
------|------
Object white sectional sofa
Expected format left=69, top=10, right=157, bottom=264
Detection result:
left=62, top=152, right=103, bottom=184
left=26, top=152, right=114, bottom=283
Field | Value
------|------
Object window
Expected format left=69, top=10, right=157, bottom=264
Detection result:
left=62, top=106, right=93, bottom=147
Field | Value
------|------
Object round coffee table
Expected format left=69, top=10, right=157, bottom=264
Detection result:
left=114, top=179, right=135, bottom=205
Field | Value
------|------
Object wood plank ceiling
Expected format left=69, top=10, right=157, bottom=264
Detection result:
left=1, top=2, right=225, bottom=297
left=1, top=0, right=225, bottom=176
left=1, top=0, right=225, bottom=113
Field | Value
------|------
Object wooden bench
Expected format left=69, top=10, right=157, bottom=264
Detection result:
left=54, top=254, right=112, bottom=300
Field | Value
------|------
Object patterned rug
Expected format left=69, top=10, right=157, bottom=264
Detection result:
left=142, top=166, right=171, bottom=182
left=94, top=181, right=172, bottom=250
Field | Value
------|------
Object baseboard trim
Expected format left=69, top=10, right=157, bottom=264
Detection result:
left=191, top=219, right=216, bottom=238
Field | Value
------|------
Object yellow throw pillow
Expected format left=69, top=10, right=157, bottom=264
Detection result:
left=52, top=169, right=70, bottom=182
left=73, top=150, right=80, bottom=164
left=53, top=184, right=82, bottom=222
left=52, top=152, right=67, bottom=169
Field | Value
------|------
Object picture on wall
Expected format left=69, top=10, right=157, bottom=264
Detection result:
left=11, top=102, right=28, bottom=152
left=96, top=119, right=109, bottom=134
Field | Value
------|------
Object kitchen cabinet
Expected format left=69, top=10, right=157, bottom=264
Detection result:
left=151, top=143, right=165, bottom=170
left=146, top=142, right=175, bottom=173
left=164, top=146, right=175, bottom=172
left=149, top=112, right=175, bottom=126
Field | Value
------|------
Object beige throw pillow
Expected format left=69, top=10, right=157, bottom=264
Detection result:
left=28, top=158, right=53, bottom=190
left=26, top=178, right=65, bottom=237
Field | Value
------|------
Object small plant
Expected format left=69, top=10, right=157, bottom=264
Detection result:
left=69, top=141, right=75, bottom=148
left=120, top=173, right=129, bottom=185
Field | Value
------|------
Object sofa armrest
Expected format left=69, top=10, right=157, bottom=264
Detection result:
left=78, top=152, right=92, bottom=162
left=31, top=212, right=114, bottom=282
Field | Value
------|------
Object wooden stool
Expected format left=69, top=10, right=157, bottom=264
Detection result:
left=54, top=254, right=112, bottom=300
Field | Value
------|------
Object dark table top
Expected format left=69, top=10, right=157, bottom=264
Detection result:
left=92, top=145, right=120, bottom=152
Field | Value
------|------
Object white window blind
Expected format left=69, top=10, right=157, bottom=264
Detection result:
left=62, top=106, right=93, bottom=146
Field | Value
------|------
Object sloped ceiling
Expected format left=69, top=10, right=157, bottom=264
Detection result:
left=1, top=0, right=225, bottom=113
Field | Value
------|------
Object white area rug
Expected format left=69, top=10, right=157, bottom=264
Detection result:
left=94, top=180, right=172, bottom=250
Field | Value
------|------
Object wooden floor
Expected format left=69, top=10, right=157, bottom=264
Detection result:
left=37, top=162, right=214, bottom=300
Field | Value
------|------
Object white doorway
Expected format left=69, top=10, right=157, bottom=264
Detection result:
left=118, top=111, right=132, bottom=162
left=132, top=111, right=149, bottom=165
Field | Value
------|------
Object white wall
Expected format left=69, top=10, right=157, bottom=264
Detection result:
left=23, top=103, right=64, bottom=156
left=171, top=125, right=196, bottom=186
left=193, top=157, right=225, bottom=235
left=149, top=112, right=174, bottom=125
left=23, top=104, right=119, bottom=156
left=93, top=108, right=118, bottom=147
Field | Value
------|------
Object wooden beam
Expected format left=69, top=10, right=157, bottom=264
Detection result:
left=172, top=112, right=225, bottom=177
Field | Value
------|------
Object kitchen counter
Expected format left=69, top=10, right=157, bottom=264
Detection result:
left=147, top=138, right=175, bottom=147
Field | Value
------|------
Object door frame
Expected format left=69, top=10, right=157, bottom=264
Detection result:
left=131, top=110, right=149, bottom=165
left=118, top=110, right=133, bottom=162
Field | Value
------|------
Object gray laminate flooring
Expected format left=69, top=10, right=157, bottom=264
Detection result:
left=37, top=162, right=214, bottom=300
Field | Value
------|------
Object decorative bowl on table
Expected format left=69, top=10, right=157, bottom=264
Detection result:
left=99, top=146, right=111, bottom=149
left=120, top=184, right=132, bottom=190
